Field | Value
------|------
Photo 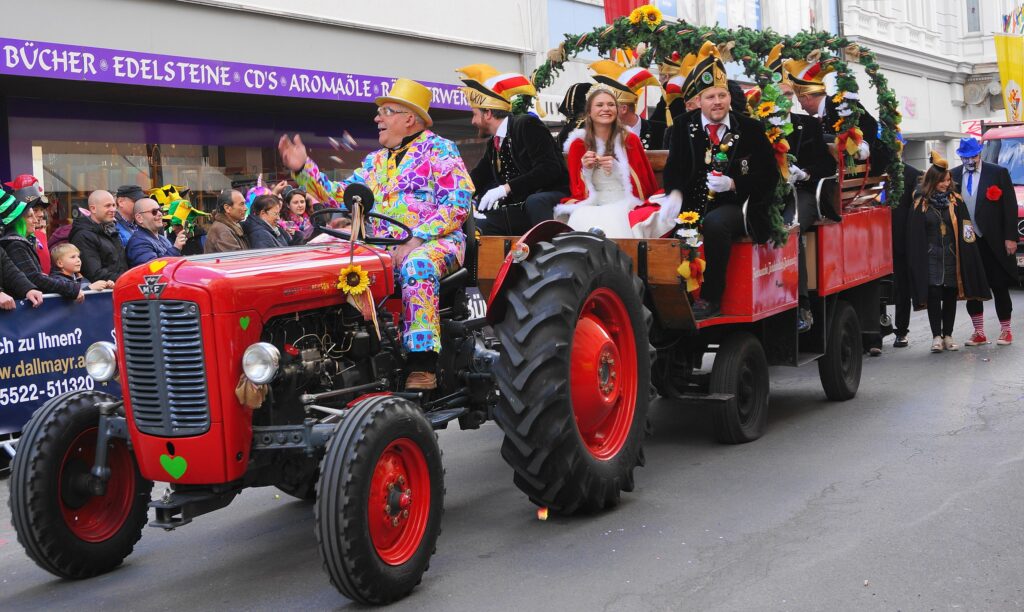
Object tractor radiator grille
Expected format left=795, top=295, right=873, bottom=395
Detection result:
left=122, top=300, right=210, bottom=437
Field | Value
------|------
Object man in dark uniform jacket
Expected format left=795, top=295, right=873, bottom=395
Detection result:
left=766, top=44, right=837, bottom=331
left=590, top=60, right=664, bottom=150
left=950, top=136, right=1019, bottom=345
left=652, top=53, right=687, bottom=130
left=785, top=56, right=892, bottom=177
left=662, top=42, right=781, bottom=319
left=890, top=160, right=923, bottom=347
left=458, top=64, right=569, bottom=236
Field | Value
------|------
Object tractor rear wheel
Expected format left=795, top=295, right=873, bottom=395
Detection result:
left=315, top=395, right=443, bottom=605
left=710, top=332, right=770, bottom=444
left=8, top=391, right=152, bottom=579
left=492, top=232, right=651, bottom=514
left=818, top=300, right=863, bottom=400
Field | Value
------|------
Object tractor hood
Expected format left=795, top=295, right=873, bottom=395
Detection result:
left=114, top=243, right=394, bottom=315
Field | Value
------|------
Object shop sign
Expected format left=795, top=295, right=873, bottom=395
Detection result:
left=0, top=37, right=469, bottom=110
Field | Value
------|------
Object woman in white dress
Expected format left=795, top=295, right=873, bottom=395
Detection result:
left=554, top=86, right=671, bottom=238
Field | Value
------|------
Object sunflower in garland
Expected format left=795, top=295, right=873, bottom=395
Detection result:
left=629, top=5, right=662, bottom=29
left=337, top=264, right=370, bottom=296
left=756, top=101, right=775, bottom=118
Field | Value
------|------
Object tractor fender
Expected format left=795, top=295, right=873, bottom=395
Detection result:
left=485, top=220, right=572, bottom=324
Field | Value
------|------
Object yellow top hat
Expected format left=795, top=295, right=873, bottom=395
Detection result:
left=683, top=41, right=728, bottom=100
left=375, top=78, right=433, bottom=127
left=782, top=54, right=835, bottom=96
left=588, top=60, right=659, bottom=105
left=457, top=64, right=537, bottom=112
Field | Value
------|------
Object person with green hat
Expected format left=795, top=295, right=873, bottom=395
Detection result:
left=0, top=190, right=59, bottom=303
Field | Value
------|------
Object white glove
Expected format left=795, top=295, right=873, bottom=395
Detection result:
left=656, top=190, right=683, bottom=225
left=788, top=165, right=809, bottom=184
left=706, top=172, right=734, bottom=193
left=855, top=141, right=870, bottom=161
left=477, top=185, right=508, bottom=211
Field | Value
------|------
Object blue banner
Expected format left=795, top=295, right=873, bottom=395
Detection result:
left=0, top=292, right=119, bottom=435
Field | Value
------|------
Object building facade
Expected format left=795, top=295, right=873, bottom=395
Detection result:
left=0, top=0, right=547, bottom=217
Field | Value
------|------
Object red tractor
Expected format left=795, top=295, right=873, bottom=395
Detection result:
left=7, top=184, right=651, bottom=605
left=8, top=146, right=893, bottom=608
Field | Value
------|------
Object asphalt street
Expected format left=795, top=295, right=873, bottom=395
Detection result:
left=2, top=292, right=1024, bottom=611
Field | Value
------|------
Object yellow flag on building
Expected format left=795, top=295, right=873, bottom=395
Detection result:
left=995, top=34, right=1024, bottom=121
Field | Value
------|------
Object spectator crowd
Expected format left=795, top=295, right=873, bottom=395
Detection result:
left=0, top=174, right=320, bottom=308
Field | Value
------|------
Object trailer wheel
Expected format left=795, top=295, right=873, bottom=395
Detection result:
left=492, top=232, right=651, bottom=514
left=315, top=396, right=443, bottom=605
left=8, top=391, right=152, bottom=579
left=818, top=300, right=863, bottom=401
left=710, top=332, right=769, bottom=444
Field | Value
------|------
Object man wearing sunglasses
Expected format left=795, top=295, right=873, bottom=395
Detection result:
left=279, top=78, right=474, bottom=391
left=126, top=197, right=187, bottom=267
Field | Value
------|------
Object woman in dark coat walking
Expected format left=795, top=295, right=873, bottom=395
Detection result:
left=907, top=152, right=990, bottom=352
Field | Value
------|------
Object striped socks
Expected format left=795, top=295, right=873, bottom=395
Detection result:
left=970, top=313, right=985, bottom=333
left=1000, top=318, right=1011, bottom=333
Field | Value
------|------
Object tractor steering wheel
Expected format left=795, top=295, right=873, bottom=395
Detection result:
left=309, top=183, right=412, bottom=246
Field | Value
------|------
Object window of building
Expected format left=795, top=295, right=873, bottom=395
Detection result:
left=966, top=0, right=981, bottom=33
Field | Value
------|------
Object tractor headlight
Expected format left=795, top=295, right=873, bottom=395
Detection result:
left=85, top=341, right=118, bottom=382
left=242, top=342, right=280, bottom=384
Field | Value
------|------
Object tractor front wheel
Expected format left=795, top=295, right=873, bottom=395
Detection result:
left=315, top=395, right=443, bottom=605
left=8, top=391, right=152, bottom=579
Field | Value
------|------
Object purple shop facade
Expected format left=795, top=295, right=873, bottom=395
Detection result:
left=0, top=37, right=471, bottom=110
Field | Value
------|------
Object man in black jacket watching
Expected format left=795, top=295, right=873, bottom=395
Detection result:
left=69, top=190, right=129, bottom=282
left=951, top=136, right=1019, bottom=346
left=767, top=43, right=837, bottom=331
left=458, top=64, right=569, bottom=236
left=662, top=42, right=781, bottom=319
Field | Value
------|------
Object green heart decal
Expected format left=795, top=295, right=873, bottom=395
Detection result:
left=159, top=454, right=188, bottom=480
left=239, top=316, right=251, bottom=331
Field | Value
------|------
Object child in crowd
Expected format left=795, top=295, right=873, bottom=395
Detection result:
left=51, top=243, right=114, bottom=292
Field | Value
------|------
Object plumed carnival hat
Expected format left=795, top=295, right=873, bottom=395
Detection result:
left=588, top=60, right=659, bottom=105
left=783, top=50, right=836, bottom=97
left=0, top=190, right=29, bottom=226
left=672, top=51, right=701, bottom=103
left=765, top=43, right=793, bottom=87
left=374, top=78, right=433, bottom=127
left=4, top=174, right=48, bottom=206
left=457, top=64, right=538, bottom=113
left=929, top=150, right=949, bottom=170
left=684, top=41, right=729, bottom=100
left=955, top=137, right=983, bottom=159
left=659, top=51, right=682, bottom=77
left=163, top=198, right=209, bottom=228
left=558, top=82, right=593, bottom=119
left=147, top=184, right=190, bottom=208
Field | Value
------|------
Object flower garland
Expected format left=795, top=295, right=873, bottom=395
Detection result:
left=531, top=21, right=906, bottom=230
left=675, top=211, right=705, bottom=293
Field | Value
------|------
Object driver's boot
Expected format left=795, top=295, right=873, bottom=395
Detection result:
left=405, top=372, right=437, bottom=390
left=405, top=351, right=438, bottom=390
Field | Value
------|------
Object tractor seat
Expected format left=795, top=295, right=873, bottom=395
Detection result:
left=438, top=267, right=470, bottom=306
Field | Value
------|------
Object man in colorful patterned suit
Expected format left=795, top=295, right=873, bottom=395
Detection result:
left=278, top=78, right=474, bottom=390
